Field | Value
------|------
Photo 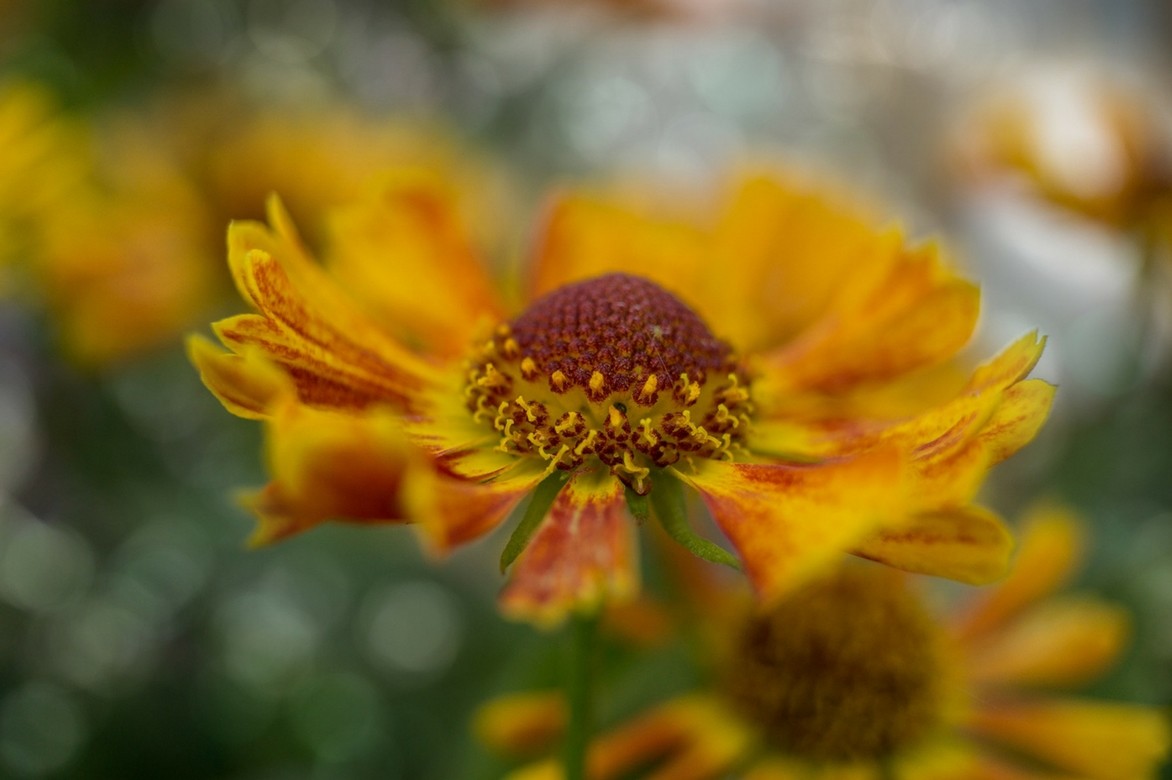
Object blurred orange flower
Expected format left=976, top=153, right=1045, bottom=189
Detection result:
left=191, top=169, right=1053, bottom=625
left=487, top=507, right=1170, bottom=779
left=950, top=66, right=1172, bottom=228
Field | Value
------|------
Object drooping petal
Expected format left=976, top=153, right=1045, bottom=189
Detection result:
left=186, top=335, right=290, bottom=419
left=325, top=171, right=504, bottom=357
left=965, top=597, right=1130, bottom=688
left=475, top=691, right=567, bottom=757
left=243, top=402, right=422, bottom=545
left=759, top=242, right=980, bottom=394
left=852, top=505, right=1014, bottom=585
left=678, top=450, right=906, bottom=604
left=500, top=468, right=638, bottom=626
left=407, top=459, right=546, bottom=555
left=220, top=196, right=439, bottom=413
left=953, top=505, right=1086, bottom=640
left=967, top=699, right=1170, bottom=780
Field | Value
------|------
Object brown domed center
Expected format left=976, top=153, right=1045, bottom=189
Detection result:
left=723, top=569, right=948, bottom=762
left=509, top=274, right=735, bottom=401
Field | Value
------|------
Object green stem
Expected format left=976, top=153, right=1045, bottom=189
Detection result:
left=564, top=611, right=598, bottom=780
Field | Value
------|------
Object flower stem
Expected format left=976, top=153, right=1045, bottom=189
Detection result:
left=564, top=610, right=598, bottom=780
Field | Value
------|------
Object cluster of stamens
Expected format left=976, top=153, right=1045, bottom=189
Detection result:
left=462, top=274, right=754, bottom=493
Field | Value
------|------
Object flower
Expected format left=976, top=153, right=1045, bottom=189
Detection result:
left=7, top=88, right=505, bottom=366
left=486, top=506, right=1170, bottom=778
left=949, top=64, right=1172, bottom=228
left=0, top=81, right=87, bottom=281
left=189, top=169, right=1054, bottom=624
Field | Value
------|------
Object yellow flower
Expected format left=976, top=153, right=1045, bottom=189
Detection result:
left=0, top=81, right=88, bottom=279
left=189, top=170, right=1054, bottom=624
left=487, top=507, right=1170, bottom=778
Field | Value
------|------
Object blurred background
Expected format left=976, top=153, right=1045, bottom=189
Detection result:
left=0, top=0, right=1170, bottom=777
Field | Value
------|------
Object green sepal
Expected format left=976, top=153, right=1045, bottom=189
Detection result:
left=648, top=470, right=740, bottom=571
left=499, top=469, right=570, bottom=573
left=624, top=488, right=650, bottom=524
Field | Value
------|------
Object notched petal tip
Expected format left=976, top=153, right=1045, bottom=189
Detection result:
left=186, top=334, right=289, bottom=419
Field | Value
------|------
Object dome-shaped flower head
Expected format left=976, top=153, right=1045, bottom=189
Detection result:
left=189, top=169, right=1054, bottom=625
left=483, top=507, right=1169, bottom=778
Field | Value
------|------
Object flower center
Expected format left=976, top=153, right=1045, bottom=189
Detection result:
left=463, top=273, right=752, bottom=493
left=723, top=569, right=948, bottom=762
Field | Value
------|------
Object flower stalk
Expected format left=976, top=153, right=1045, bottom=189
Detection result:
left=564, top=610, right=599, bottom=780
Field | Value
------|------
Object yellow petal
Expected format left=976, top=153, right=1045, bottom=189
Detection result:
left=954, top=505, right=1086, bottom=640
left=592, top=695, right=753, bottom=780
left=223, top=201, right=439, bottom=410
left=708, top=173, right=896, bottom=352
left=852, top=505, right=1014, bottom=585
left=245, top=403, right=421, bottom=545
left=474, top=691, right=566, bottom=757
left=527, top=192, right=707, bottom=310
left=186, top=335, right=290, bottom=419
left=761, top=242, right=980, bottom=393
left=499, top=469, right=638, bottom=627
left=214, top=314, right=405, bottom=411
left=325, top=171, right=503, bottom=357
left=678, top=450, right=906, bottom=604
left=978, top=379, right=1057, bottom=465
left=965, top=597, right=1130, bottom=688
left=968, top=699, right=1170, bottom=780
left=964, top=331, right=1047, bottom=392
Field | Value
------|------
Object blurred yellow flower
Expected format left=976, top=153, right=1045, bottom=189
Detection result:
left=0, top=81, right=87, bottom=282
left=487, top=507, right=1170, bottom=779
left=191, top=169, right=1053, bottom=625
left=6, top=87, right=503, bottom=366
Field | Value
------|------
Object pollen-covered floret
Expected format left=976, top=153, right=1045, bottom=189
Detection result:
left=463, top=274, right=754, bottom=493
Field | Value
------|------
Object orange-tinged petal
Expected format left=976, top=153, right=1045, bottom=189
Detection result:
left=407, top=460, right=545, bottom=554
left=977, top=379, right=1057, bottom=465
left=893, top=740, right=979, bottom=780
left=964, top=331, right=1047, bottom=393
left=325, top=171, right=503, bottom=357
left=967, top=699, right=1170, bottom=780
left=500, top=468, right=637, bottom=627
left=954, top=505, right=1086, bottom=640
left=244, top=402, right=421, bottom=545
left=223, top=197, right=439, bottom=411
left=965, top=597, right=1130, bottom=688
left=214, top=314, right=408, bottom=411
left=527, top=192, right=707, bottom=309
left=589, top=695, right=754, bottom=780
left=761, top=242, right=980, bottom=393
left=475, top=691, right=567, bottom=757
left=678, top=450, right=906, bottom=604
left=852, top=505, right=1014, bottom=585
left=186, top=335, right=290, bottom=419
left=707, top=173, right=895, bottom=353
